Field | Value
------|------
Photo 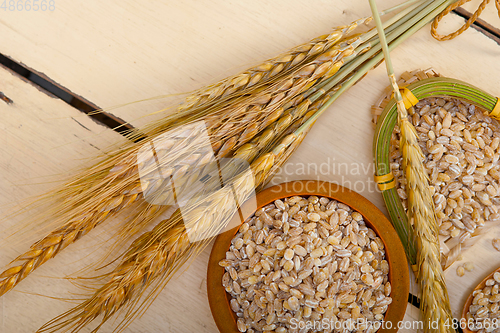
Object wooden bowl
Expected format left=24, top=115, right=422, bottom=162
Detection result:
left=461, top=267, right=500, bottom=333
left=207, top=180, right=409, bottom=333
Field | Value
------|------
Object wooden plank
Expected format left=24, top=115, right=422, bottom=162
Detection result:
left=446, top=226, right=500, bottom=319
left=461, top=0, right=500, bottom=30
left=0, top=0, right=403, bottom=128
left=1, top=2, right=500, bottom=332
left=0, top=66, right=216, bottom=332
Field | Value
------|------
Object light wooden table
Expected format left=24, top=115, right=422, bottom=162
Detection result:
left=0, top=1, right=500, bottom=332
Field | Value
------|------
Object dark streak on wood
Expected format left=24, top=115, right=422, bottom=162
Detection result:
left=71, top=117, right=91, bottom=131
left=0, top=92, right=13, bottom=104
left=0, top=53, right=136, bottom=137
left=73, top=134, right=102, bottom=151
left=408, top=293, right=420, bottom=308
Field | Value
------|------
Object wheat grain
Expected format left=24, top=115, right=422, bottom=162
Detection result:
left=390, top=97, right=500, bottom=268
left=222, top=195, right=391, bottom=332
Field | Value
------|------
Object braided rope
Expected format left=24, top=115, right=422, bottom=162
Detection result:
left=431, top=0, right=499, bottom=41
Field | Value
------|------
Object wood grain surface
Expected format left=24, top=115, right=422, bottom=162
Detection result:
left=461, top=0, right=500, bottom=29
left=1, top=1, right=500, bottom=332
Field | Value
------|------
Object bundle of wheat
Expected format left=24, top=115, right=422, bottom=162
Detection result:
left=369, top=1, right=455, bottom=331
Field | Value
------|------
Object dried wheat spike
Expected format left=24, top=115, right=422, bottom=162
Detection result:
left=0, top=185, right=143, bottom=297
left=178, top=21, right=360, bottom=112
left=208, top=39, right=357, bottom=155
left=400, top=115, right=454, bottom=333
left=37, top=113, right=312, bottom=333
left=0, top=46, right=349, bottom=296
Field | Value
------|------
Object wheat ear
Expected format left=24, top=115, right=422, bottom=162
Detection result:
left=0, top=43, right=349, bottom=296
left=205, top=36, right=358, bottom=153
left=37, top=113, right=315, bottom=333
left=400, top=117, right=454, bottom=332
left=367, top=1, right=454, bottom=331
left=0, top=174, right=143, bottom=297
left=177, top=21, right=361, bottom=112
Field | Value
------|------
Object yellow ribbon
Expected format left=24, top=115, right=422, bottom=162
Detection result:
left=378, top=179, right=396, bottom=191
left=401, top=88, right=419, bottom=109
left=374, top=173, right=393, bottom=183
left=391, top=88, right=419, bottom=109
left=374, top=173, right=396, bottom=191
left=490, top=98, right=500, bottom=120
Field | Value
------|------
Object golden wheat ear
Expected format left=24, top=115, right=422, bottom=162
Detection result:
left=0, top=27, right=359, bottom=298
left=368, top=0, right=455, bottom=331
left=36, top=113, right=314, bottom=333
left=177, top=20, right=361, bottom=112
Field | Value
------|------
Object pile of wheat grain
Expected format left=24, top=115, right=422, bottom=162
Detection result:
left=390, top=97, right=500, bottom=267
left=220, top=196, right=391, bottom=333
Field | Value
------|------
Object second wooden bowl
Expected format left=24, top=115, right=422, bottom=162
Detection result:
left=207, top=180, right=409, bottom=333
left=462, top=267, right=500, bottom=333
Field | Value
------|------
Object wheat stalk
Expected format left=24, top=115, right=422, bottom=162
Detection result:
left=37, top=124, right=311, bottom=333
left=0, top=31, right=362, bottom=297
left=400, top=117, right=454, bottom=332
left=368, top=1, right=454, bottom=331
left=176, top=21, right=363, bottom=113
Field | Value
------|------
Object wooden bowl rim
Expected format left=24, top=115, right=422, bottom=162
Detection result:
left=462, top=267, right=500, bottom=333
left=207, top=180, right=409, bottom=333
